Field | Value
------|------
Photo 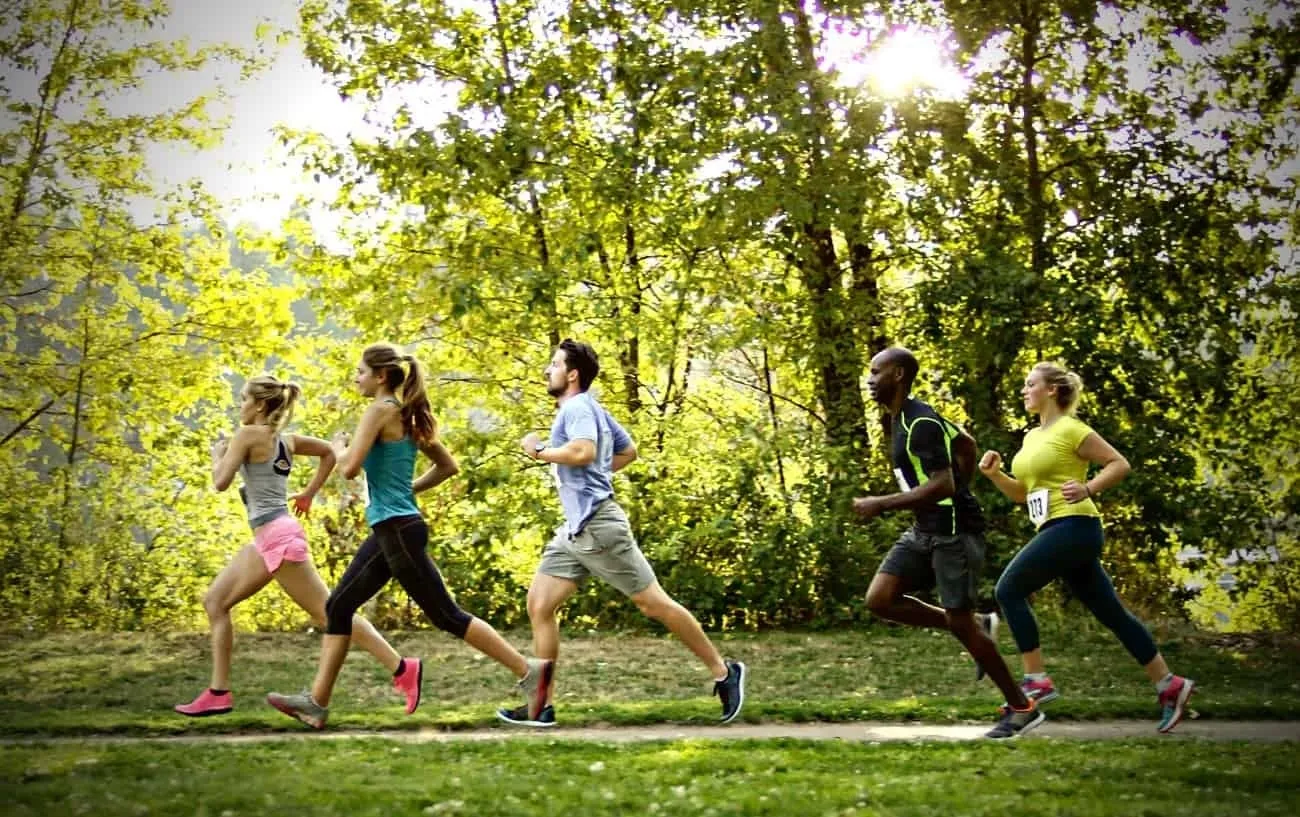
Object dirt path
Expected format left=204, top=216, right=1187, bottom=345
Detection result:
left=5, top=719, right=1298, bottom=747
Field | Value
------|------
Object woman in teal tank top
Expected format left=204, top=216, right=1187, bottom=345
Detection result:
left=267, top=343, right=552, bottom=729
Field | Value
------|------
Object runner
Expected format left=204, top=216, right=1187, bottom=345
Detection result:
left=266, top=344, right=552, bottom=729
left=175, top=374, right=418, bottom=717
left=854, top=347, right=1044, bottom=739
left=980, top=361, right=1195, bottom=732
left=496, top=339, right=746, bottom=727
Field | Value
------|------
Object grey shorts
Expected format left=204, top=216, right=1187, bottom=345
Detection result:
left=537, top=500, right=657, bottom=597
left=878, top=528, right=984, bottom=610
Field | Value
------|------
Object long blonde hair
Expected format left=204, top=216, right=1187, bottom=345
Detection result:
left=1032, top=361, right=1084, bottom=415
left=245, top=374, right=301, bottom=431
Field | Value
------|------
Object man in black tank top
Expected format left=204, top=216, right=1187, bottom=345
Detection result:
left=853, top=347, right=1044, bottom=739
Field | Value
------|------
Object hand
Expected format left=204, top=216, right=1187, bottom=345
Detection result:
left=1061, top=480, right=1091, bottom=503
left=210, top=435, right=229, bottom=461
left=978, top=450, right=1002, bottom=477
left=851, top=496, right=885, bottom=521
left=521, top=432, right=543, bottom=460
left=290, top=492, right=314, bottom=517
left=331, top=430, right=350, bottom=457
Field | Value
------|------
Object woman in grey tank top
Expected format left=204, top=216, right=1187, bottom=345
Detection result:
left=175, top=374, right=421, bottom=718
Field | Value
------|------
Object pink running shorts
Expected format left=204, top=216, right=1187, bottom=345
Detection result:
left=253, top=514, right=310, bottom=573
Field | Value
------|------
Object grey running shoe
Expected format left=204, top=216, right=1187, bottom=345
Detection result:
left=496, top=702, right=557, bottom=728
left=975, top=612, right=999, bottom=682
left=715, top=660, right=747, bottom=724
left=518, top=657, right=554, bottom=721
left=266, top=690, right=328, bottom=730
left=985, top=703, right=1045, bottom=739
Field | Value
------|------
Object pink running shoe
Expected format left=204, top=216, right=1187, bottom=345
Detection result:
left=1157, top=675, right=1196, bottom=733
left=174, top=688, right=232, bottom=717
left=1021, top=676, right=1060, bottom=705
left=393, top=657, right=423, bottom=715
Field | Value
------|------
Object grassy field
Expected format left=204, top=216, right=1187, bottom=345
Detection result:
left=3, top=738, right=1298, bottom=817
left=2, top=614, right=1297, bottom=736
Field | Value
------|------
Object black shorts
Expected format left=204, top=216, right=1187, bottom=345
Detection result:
left=878, top=528, right=984, bottom=610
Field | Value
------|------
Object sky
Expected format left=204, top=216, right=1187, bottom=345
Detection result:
left=135, top=0, right=372, bottom=230
left=133, top=0, right=971, bottom=233
left=78, top=0, right=1293, bottom=238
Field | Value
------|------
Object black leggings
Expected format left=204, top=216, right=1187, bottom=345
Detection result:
left=324, top=514, right=472, bottom=638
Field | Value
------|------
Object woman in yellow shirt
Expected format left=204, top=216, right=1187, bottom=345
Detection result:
left=979, top=362, right=1195, bottom=733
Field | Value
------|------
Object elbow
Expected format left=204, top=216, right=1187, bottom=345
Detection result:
left=212, top=474, right=232, bottom=492
left=1113, top=456, right=1132, bottom=480
left=339, top=460, right=362, bottom=480
left=444, top=460, right=461, bottom=478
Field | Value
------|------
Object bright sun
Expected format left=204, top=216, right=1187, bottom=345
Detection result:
left=818, top=23, right=969, bottom=99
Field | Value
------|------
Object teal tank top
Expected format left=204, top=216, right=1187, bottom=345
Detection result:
left=363, top=435, right=420, bottom=526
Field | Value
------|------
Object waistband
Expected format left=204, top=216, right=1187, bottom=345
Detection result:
left=250, top=506, right=289, bottom=531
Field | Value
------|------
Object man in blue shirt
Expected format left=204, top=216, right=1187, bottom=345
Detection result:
left=497, top=339, right=746, bottom=727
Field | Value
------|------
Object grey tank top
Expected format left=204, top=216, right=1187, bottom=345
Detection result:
left=239, top=435, right=292, bottom=529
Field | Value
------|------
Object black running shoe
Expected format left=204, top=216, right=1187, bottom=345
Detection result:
left=496, top=703, right=556, bottom=728
left=715, top=660, right=747, bottom=724
left=985, top=702, right=1045, bottom=739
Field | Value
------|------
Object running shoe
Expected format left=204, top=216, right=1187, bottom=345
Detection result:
left=174, top=688, right=232, bottom=717
left=266, top=690, right=328, bottom=729
left=1157, top=675, right=1196, bottom=733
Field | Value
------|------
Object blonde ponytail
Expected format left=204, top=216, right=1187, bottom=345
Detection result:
left=1033, top=362, right=1083, bottom=414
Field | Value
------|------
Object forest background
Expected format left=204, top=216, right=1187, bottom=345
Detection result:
left=2, top=0, right=1296, bottom=636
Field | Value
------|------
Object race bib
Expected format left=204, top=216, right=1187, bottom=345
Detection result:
left=1027, top=488, right=1050, bottom=526
left=893, top=468, right=910, bottom=493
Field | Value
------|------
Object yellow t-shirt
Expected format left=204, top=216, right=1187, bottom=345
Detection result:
left=1010, top=415, right=1101, bottom=528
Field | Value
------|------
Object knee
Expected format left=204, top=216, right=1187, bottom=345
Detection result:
left=945, top=610, right=977, bottom=638
left=202, top=588, right=227, bottom=619
left=864, top=586, right=893, bottom=617
left=324, top=592, right=351, bottom=635
left=431, top=605, right=472, bottom=639
left=526, top=590, right=557, bottom=624
left=994, top=576, right=1018, bottom=609
left=633, top=593, right=675, bottom=621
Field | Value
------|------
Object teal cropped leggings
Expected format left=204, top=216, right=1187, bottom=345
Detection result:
left=994, top=515, right=1158, bottom=665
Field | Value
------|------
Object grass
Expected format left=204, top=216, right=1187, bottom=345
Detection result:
left=3, top=738, right=1299, bottom=816
left=2, top=613, right=1298, bottom=737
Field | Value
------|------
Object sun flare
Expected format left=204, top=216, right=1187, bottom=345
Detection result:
left=818, top=23, right=969, bottom=99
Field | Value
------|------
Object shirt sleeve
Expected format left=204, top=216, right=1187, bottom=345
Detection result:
left=907, top=418, right=952, bottom=478
left=562, top=399, right=599, bottom=443
left=1062, top=417, right=1095, bottom=452
left=606, top=411, right=633, bottom=453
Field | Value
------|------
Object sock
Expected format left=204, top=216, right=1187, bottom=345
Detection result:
left=209, top=688, right=229, bottom=696
left=1024, top=672, right=1048, bottom=682
left=1155, top=672, right=1175, bottom=694
left=393, top=662, right=406, bottom=679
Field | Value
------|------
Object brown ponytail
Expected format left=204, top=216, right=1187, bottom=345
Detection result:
left=362, top=344, right=438, bottom=445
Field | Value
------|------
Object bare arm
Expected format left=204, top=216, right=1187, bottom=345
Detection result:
left=1065, top=432, right=1131, bottom=502
left=952, top=429, right=977, bottom=485
left=611, top=442, right=638, bottom=473
left=211, top=427, right=254, bottom=492
left=978, top=450, right=1028, bottom=504
left=877, top=468, right=956, bottom=511
left=289, top=434, right=337, bottom=501
left=535, top=438, right=596, bottom=467
left=334, top=402, right=397, bottom=480
left=414, top=439, right=460, bottom=494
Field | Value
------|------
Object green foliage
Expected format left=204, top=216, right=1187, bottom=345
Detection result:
left=1, top=0, right=1295, bottom=632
